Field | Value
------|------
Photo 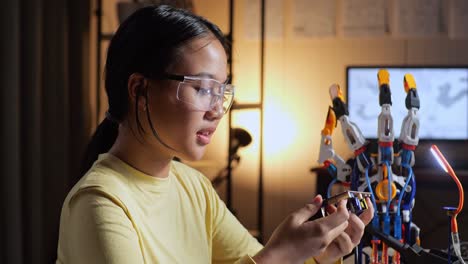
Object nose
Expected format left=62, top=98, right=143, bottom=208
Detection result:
left=205, top=97, right=224, bottom=120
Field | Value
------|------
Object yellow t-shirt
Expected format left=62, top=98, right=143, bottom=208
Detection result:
left=56, top=153, right=322, bottom=264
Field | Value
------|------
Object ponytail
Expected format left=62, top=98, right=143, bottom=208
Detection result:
left=80, top=117, right=119, bottom=177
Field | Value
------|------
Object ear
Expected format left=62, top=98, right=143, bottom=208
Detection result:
left=128, top=73, right=148, bottom=111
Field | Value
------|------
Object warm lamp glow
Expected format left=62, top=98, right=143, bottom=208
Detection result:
left=231, top=110, right=261, bottom=191
left=232, top=110, right=260, bottom=154
left=264, top=102, right=297, bottom=157
left=231, top=100, right=298, bottom=159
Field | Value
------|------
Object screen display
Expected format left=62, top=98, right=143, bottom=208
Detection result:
left=346, top=67, right=468, bottom=140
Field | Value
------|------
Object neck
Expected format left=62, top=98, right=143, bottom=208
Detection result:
left=109, top=123, right=173, bottom=178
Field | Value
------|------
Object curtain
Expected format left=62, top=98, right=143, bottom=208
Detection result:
left=0, top=0, right=92, bottom=263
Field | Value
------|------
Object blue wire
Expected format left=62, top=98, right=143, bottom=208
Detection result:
left=365, top=166, right=377, bottom=210
left=408, top=168, right=416, bottom=206
left=386, top=161, right=393, bottom=216
left=327, top=178, right=337, bottom=198
left=397, top=164, right=413, bottom=216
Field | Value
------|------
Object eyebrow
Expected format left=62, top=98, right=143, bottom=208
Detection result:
left=193, top=72, right=229, bottom=84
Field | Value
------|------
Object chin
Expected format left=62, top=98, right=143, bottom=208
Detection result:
left=184, top=153, right=204, bottom=162
left=178, top=147, right=206, bottom=162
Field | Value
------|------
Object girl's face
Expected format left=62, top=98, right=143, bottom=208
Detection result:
left=144, top=36, right=228, bottom=161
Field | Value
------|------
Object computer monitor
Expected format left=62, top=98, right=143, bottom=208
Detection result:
left=346, top=66, right=468, bottom=140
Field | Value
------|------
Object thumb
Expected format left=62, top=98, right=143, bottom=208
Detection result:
left=292, top=195, right=323, bottom=224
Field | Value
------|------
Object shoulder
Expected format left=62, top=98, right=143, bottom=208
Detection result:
left=63, top=159, right=132, bottom=213
left=170, top=160, right=218, bottom=204
left=171, top=160, right=213, bottom=188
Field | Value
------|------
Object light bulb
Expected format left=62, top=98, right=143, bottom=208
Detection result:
left=430, top=145, right=448, bottom=173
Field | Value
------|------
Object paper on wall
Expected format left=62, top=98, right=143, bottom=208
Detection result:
left=391, top=0, right=442, bottom=38
left=244, top=0, right=284, bottom=40
left=339, top=0, right=387, bottom=37
left=448, top=0, right=468, bottom=39
left=292, top=0, right=336, bottom=38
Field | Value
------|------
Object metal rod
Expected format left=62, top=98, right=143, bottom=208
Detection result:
left=228, top=0, right=233, bottom=78
left=96, top=0, right=102, bottom=125
left=258, top=0, right=266, bottom=243
left=226, top=0, right=235, bottom=211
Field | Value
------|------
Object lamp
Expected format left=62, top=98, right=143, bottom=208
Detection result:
left=430, top=144, right=465, bottom=264
left=211, top=127, right=252, bottom=187
left=229, top=127, right=253, bottom=163
left=430, top=145, right=464, bottom=216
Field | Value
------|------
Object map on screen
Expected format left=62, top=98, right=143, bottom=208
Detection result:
left=347, top=67, right=468, bottom=140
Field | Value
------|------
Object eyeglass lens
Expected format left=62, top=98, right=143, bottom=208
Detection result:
left=176, top=79, right=234, bottom=113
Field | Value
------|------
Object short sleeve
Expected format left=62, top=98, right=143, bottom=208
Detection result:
left=66, top=190, right=145, bottom=264
left=200, top=176, right=263, bottom=264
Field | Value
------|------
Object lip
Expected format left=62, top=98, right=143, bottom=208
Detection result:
left=196, top=127, right=216, bottom=145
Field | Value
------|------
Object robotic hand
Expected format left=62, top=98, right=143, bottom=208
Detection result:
left=377, top=69, right=395, bottom=165
left=317, top=106, right=352, bottom=183
left=329, top=84, right=371, bottom=173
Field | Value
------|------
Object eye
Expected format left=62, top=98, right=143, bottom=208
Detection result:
left=194, top=87, right=212, bottom=96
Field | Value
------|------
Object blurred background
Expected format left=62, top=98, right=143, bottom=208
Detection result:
left=1, top=0, right=468, bottom=263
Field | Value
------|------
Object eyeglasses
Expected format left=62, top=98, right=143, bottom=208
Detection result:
left=163, top=73, right=235, bottom=114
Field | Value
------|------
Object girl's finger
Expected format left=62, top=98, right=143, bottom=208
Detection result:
left=345, top=213, right=365, bottom=245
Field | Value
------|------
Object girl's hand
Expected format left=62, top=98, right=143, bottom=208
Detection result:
left=314, top=197, right=374, bottom=264
left=253, top=195, right=352, bottom=264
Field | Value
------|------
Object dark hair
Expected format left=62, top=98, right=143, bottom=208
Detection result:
left=80, top=5, right=229, bottom=177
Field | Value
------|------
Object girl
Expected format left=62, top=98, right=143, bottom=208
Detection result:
left=56, top=5, right=373, bottom=264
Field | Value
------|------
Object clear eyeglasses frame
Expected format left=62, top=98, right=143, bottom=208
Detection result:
left=163, top=73, right=235, bottom=114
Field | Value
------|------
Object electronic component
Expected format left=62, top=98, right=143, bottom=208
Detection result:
left=318, top=191, right=372, bottom=218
